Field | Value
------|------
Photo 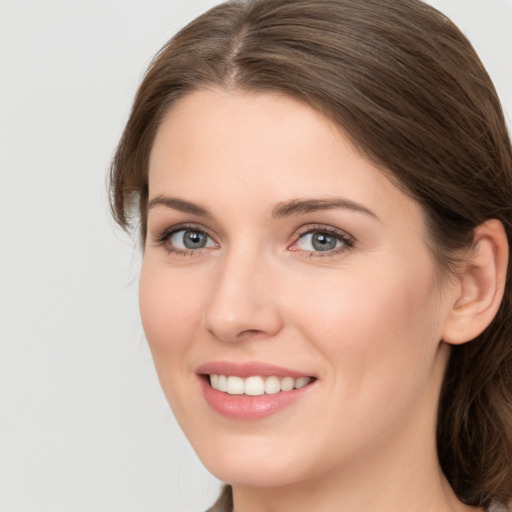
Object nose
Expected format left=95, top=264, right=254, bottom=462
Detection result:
left=202, top=250, right=283, bottom=343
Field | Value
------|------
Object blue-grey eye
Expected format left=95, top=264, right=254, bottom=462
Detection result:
left=297, top=231, right=343, bottom=252
left=169, top=229, right=215, bottom=250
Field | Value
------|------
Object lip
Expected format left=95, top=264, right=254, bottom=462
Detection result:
left=196, top=361, right=316, bottom=420
left=196, top=361, right=313, bottom=379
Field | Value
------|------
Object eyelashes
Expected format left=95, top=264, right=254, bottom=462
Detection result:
left=291, top=225, right=354, bottom=256
left=152, top=222, right=355, bottom=258
left=153, top=223, right=218, bottom=257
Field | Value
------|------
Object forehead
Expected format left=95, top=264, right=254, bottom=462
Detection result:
left=148, top=88, right=422, bottom=226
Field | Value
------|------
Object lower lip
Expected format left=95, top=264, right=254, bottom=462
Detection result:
left=199, top=377, right=314, bottom=420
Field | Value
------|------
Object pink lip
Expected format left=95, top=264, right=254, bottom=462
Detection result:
left=196, top=361, right=316, bottom=420
left=196, top=361, right=312, bottom=379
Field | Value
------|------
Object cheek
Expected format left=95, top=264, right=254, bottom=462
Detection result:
left=284, top=265, right=444, bottom=461
left=138, top=262, right=203, bottom=376
left=289, top=258, right=441, bottom=400
left=294, top=263, right=437, bottom=339
left=138, top=261, right=215, bottom=429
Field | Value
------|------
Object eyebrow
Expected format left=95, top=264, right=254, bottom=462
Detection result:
left=147, top=195, right=378, bottom=221
left=147, top=195, right=212, bottom=217
left=271, top=198, right=378, bottom=220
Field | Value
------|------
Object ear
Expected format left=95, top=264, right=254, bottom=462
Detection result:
left=442, top=219, right=509, bottom=345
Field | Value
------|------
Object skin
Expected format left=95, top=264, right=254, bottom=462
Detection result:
left=140, top=88, right=487, bottom=512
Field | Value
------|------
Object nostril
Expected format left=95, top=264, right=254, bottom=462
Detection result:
left=236, top=328, right=265, bottom=338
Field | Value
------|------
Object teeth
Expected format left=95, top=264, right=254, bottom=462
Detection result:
left=227, top=376, right=245, bottom=395
left=209, top=374, right=313, bottom=396
left=244, top=376, right=265, bottom=396
left=294, top=377, right=311, bottom=389
left=264, top=376, right=281, bottom=394
left=218, top=374, right=227, bottom=392
left=280, top=376, right=295, bottom=392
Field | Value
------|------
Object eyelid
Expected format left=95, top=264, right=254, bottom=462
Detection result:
left=289, top=224, right=355, bottom=256
left=152, top=222, right=209, bottom=241
left=151, top=222, right=219, bottom=254
left=150, top=221, right=354, bottom=257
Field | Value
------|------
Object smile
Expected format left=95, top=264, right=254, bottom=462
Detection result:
left=209, top=374, right=313, bottom=396
left=197, top=362, right=317, bottom=420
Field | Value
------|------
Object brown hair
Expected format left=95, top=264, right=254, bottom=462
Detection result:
left=110, top=0, right=512, bottom=507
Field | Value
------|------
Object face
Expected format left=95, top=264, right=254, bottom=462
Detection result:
left=140, top=89, right=455, bottom=490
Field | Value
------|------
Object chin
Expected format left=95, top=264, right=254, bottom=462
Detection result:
left=203, top=454, right=307, bottom=489
left=187, top=426, right=326, bottom=489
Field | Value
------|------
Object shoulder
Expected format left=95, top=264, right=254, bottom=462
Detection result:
left=205, top=485, right=233, bottom=512
left=488, top=505, right=512, bottom=512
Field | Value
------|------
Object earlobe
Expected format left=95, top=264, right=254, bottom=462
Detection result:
left=442, top=219, right=508, bottom=345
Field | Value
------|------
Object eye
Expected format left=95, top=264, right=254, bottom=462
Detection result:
left=289, top=226, right=354, bottom=256
left=154, top=225, right=218, bottom=255
left=170, top=229, right=215, bottom=250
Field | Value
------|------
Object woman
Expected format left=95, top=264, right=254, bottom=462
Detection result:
left=109, top=0, right=512, bottom=510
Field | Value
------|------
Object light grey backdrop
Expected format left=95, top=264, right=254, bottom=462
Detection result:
left=1, top=1, right=511, bottom=511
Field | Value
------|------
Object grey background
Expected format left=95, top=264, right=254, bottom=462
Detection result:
left=1, top=1, right=511, bottom=510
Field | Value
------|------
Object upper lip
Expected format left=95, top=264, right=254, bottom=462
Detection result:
left=196, top=361, right=314, bottom=379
